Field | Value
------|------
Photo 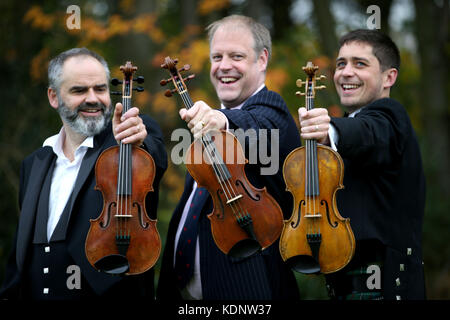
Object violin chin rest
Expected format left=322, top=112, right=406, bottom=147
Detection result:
left=286, top=255, right=321, bottom=274
left=227, top=239, right=261, bottom=260
left=94, top=254, right=130, bottom=275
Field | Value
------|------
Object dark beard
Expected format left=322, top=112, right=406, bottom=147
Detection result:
left=57, top=99, right=112, bottom=137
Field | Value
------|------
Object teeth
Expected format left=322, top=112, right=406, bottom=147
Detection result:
left=221, top=77, right=237, bottom=83
left=83, top=109, right=100, bottom=113
left=342, top=84, right=361, bottom=89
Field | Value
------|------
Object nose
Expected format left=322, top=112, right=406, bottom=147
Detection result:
left=218, top=56, right=233, bottom=71
left=85, top=88, right=100, bottom=105
left=341, top=63, right=355, bottom=77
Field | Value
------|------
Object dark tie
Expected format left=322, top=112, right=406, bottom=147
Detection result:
left=175, top=186, right=209, bottom=289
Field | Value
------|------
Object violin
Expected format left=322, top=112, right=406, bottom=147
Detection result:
left=161, top=56, right=283, bottom=259
left=85, top=61, right=161, bottom=275
left=279, top=61, right=355, bottom=274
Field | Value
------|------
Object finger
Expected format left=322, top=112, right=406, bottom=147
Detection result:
left=120, top=107, right=140, bottom=122
left=184, top=103, right=201, bottom=122
left=179, top=108, right=187, bottom=121
left=298, top=107, right=308, bottom=121
left=115, top=116, right=142, bottom=140
left=113, top=103, right=123, bottom=124
left=122, top=124, right=147, bottom=145
left=117, top=122, right=147, bottom=145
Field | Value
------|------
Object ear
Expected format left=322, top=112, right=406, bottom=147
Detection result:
left=258, top=48, right=269, bottom=72
left=47, top=87, right=59, bottom=110
left=383, top=68, right=398, bottom=89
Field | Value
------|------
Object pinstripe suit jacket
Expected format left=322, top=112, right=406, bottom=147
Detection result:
left=157, top=87, right=301, bottom=300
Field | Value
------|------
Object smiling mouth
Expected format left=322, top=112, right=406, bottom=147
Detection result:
left=341, top=83, right=362, bottom=91
left=78, top=107, right=104, bottom=116
left=220, top=77, right=239, bottom=84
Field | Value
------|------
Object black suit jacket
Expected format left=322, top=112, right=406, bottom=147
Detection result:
left=0, top=115, right=167, bottom=299
left=328, top=98, right=426, bottom=299
left=157, top=87, right=301, bottom=300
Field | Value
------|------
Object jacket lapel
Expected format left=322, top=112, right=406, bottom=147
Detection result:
left=64, top=128, right=112, bottom=226
left=16, top=147, right=55, bottom=271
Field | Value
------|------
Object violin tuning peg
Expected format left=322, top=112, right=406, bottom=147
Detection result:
left=160, top=78, right=171, bottom=86
left=179, top=64, right=191, bottom=72
left=133, top=76, right=144, bottom=84
left=133, top=86, right=144, bottom=92
left=295, top=91, right=306, bottom=96
left=111, top=91, right=122, bottom=96
left=317, top=75, right=326, bottom=81
left=296, top=79, right=304, bottom=88
left=183, top=74, right=195, bottom=82
left=315, top=85, right=326, bottom=90
left=111, top=78, right=122, bottom=86
left=164, top=89, right=177, bottom=97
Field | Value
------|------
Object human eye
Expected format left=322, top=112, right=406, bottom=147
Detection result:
left=95, top=85, right=107, bottom=92
left=70, top=86, right=86, bottom=94
left=335, top=60, right=346, bottom=69
left=232, top=53, right=244, bottom=60
left=355, top=60, right=368, bottom=67
left=211, top=54, right=222, bottom=62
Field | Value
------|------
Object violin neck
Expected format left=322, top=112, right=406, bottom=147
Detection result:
left=173, top=80, right=232, bottom=184
left=305, top=85, right=319, bottom=197
left=117, top=79, right=133, bottom=196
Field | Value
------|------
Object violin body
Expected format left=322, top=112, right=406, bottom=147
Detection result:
left=85, top=145, right=160, bottom=275
left=279, top=61, right=355, bottom=274
left=85, top=61, right=161, bottom=275
left=280, top=145, right=355, bottom=273
left=186, top=130, right=283, bottom=258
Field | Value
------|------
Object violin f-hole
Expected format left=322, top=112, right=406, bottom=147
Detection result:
left=100, top=202, right=116, bottom=229
left=133, top=202, right=149, bottom=229
left=235, top=179, right=260, bottom=201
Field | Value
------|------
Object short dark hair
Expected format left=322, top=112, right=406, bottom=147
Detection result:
left=48, top=48, right=110, bottom=93
left=338, top=29, right=400, bottom=71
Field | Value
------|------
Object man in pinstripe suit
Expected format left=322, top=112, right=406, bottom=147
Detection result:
left=157, top=15, right=301, bottom=300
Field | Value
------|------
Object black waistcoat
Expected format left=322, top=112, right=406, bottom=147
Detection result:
left=22, top=157, right=95, bottom=300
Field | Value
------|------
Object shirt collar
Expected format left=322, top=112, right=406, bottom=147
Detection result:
left=348, top=107, right=364, bottom=118
left=43, top=127, right=94, bottom=159
left=220, top=83, right=265, bottom=110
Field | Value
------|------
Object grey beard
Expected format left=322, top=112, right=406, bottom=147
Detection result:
left=57, top=100, right=112, bottom=137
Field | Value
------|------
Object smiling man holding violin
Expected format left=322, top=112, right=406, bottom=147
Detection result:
left=157, top=15, right=301, bottom=300
left=0, top=48, right=167, bottom=299
left=298, top=29, right=426, bottom=300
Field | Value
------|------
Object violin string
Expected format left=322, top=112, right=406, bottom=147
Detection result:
left=176, top=80, right=245, bottom=223
left=125, top=81, right=131, bottom=240
left=177, top=80, right=237, bottom=208
left=200, top=133, right=244, bottom=221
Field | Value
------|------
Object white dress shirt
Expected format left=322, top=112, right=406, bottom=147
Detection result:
left=43, top=128, right=93, bottom=241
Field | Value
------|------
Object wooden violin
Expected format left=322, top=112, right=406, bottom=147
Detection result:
left=279, top=61, right=355, bottom=274
left=161, top=56, right=283, bottom=259
left=85, top=61, right=161, bottom=275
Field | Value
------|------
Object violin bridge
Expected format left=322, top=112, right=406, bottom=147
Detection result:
left=304, top=214, right=322, bottom=218
left=226, top=194, right=243, bottom=205
left=115, top=214, right=133, bottom=218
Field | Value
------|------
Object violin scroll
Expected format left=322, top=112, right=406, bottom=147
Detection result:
left=160, top=56, right=195, bottom=97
